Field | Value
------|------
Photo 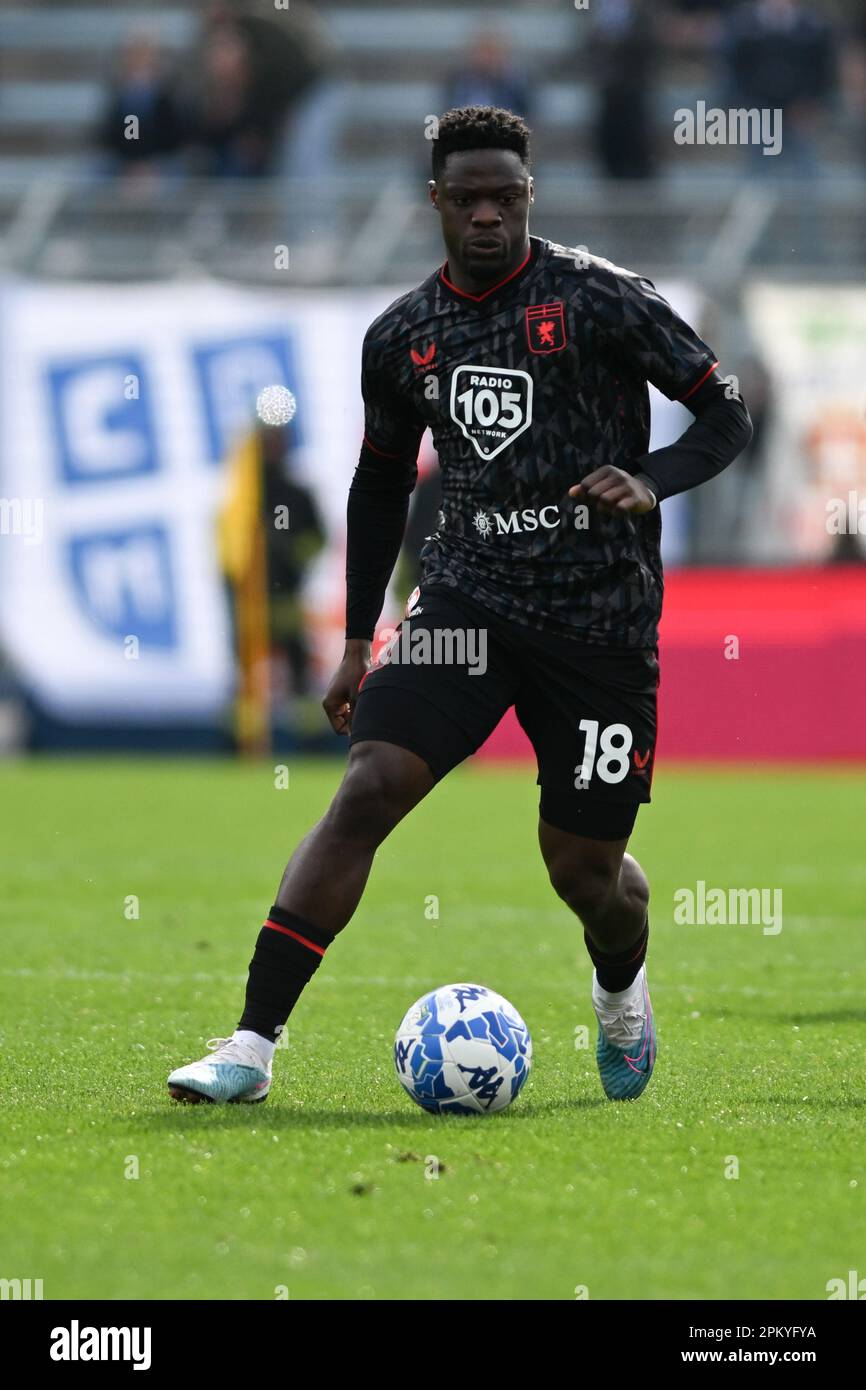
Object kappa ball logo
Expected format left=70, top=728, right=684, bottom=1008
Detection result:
left=450, top=365, right=533, bottom=460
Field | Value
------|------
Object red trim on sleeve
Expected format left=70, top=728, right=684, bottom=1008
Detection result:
left=362, top=434, right=405, bottom=459
left=678, top=360, right=720, bottom=402
left=264, top=919, right=326, bottom=956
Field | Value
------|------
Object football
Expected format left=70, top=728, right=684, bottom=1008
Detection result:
left=393, top=982, right=532, bottom=1115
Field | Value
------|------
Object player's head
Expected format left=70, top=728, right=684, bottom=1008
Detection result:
left=428, top=106, right=533, bottom=283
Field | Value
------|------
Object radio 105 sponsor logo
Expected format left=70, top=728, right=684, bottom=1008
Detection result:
left=450, top=365, right=533, bottom=460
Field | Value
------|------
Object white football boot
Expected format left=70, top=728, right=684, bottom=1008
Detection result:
left=167, top=1035, right=271, bottom=1105
left=593, top=964, right=657, bottom=1101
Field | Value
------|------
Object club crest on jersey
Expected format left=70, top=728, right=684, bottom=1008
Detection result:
left=526, top=302, right=567, bottom=355
left=450, top=365, right=533, bottom=460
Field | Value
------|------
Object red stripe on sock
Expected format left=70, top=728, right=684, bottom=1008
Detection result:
left=620, top=920, right=650, bottom=965
left=264, top=919, right=326, bottom=956
left=622, top=939, right=647, bottom=964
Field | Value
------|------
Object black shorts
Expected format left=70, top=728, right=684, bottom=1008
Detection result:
left=350, top=586, right=659, bottom=841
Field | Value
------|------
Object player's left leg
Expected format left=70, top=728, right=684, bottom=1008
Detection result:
left=514, top=639, right=660, bottom=1100
left=538, top=822, right=655, bottom=1100
left=538, top=824, right=647, bottom=952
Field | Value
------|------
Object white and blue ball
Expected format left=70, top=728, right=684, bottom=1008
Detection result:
left=394, top=982, right=532, bottom=1115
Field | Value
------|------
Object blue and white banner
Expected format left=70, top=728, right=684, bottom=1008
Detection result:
left=0, top=276, right=699, bottom=724
left=0, top=278, right=383, bottom=721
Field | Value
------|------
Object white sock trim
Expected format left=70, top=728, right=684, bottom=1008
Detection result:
left=592, top=965, right=645, bottom=1008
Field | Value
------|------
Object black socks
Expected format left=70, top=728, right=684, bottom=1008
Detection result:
left=585, top=915, right=649, bottom=993
left=238, top=905, right=333, bottom=1042
left=238, top=905, right=648, bottom=1042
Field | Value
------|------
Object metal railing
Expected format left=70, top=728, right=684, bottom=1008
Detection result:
left=0, top=173, right=863, bottom=286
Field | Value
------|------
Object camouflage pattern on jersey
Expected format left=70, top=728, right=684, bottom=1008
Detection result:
left=360, top=237, right=717, bottom=645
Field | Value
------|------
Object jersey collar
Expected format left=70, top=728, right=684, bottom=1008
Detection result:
left=439, top=236, right=544, bottom=306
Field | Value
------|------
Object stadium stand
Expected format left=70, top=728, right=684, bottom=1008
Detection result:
left=0, top=1, right=863, bottom=281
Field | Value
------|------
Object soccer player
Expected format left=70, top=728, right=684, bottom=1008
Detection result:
left=168, top=107, right=752, bottom=1106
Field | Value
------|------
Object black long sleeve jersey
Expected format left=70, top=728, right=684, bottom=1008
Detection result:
left=346, top=236, right=752, bottom=645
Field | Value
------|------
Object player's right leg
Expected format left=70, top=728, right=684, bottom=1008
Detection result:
left=167, top=740, right=434, bottom=1104
left=168, top=589, right=514, bottom=1105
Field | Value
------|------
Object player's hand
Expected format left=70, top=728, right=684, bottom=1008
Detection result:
left=569, top=467, right=657, bottom=516
left=322, top=639, right=371, bottom=735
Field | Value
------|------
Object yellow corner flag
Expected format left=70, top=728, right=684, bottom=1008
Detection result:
left=219, top=430, right=270, bottom=757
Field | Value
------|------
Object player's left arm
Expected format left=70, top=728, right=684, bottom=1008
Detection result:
left=571, top=273, right=753, bottom=516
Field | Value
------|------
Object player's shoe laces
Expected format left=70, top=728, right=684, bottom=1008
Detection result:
left=593, top=964, right=656, bottom=1101
left=167, top=1036, right=271, bottom=1105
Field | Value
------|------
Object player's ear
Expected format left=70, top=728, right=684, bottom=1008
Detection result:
left=428, top=180, right=438, bottom=209
left=528, top=177, right=534, bottom=204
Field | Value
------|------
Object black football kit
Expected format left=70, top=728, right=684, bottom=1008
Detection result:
left=345, top=236, right=752, bottom=838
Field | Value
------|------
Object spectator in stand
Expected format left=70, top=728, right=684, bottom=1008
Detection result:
left=718, top=0, right=837, bottom=177
left=585, top=0, right=660, bottom=180
left=189, top=18, right=266, bottom=177
left=840, top=12, right=866, bottom=176
left=189, top=1, right=334, bottom=178
left=97, top=31, right=187, bottom=179
left=660, top=1, right=727, bottom=55
left=443, top=31, right=531, bottom=120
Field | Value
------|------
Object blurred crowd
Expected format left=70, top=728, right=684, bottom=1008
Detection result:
left=586, top=0, right=845, bottom=181
left=98, top=0, right=338, bottom=181
left=96, top=0, right=866, bottom=184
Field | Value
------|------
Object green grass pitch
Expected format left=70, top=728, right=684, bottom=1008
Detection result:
left=1, top=757, right=864, bottom=1301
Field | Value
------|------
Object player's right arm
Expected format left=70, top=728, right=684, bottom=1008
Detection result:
left=323, top=322, right=425, bottom=735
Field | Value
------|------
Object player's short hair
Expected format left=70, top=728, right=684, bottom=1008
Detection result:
left=431, top=106, right=531, bottom=179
